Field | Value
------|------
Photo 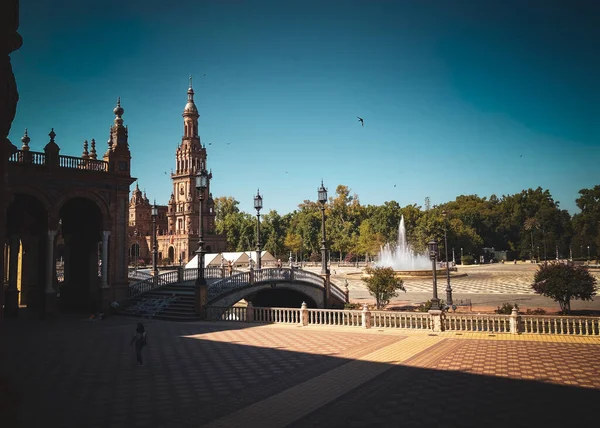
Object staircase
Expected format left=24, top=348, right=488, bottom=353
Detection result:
left=121, top=283, right=201, bottom=321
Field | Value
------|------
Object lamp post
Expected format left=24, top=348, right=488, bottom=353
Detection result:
left=254, top=189, right=263, bottom=269
left=151, top=202, right=158, bottom=280
left=318, top=180, right=328, bottom=275
left=460, top=247, right=463, bottom=265
left=195, top=169, right=208, bottom=286
left=428, top=240, right=440, bottom=310
left=442, top=210, right=453, bottom=305
left=587, top=245, right=591, bottom=263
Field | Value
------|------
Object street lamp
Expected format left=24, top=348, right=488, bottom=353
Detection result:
left=587, top=245, right=591, bottom=263
left=428, top=240, right=440, bottom=310
left=318, top=180, right=328, bottom=275
left=195, top=169, right=209, bottom=286
left=442, top=210, right=453, bottom=305
left=151, top=201, right=158, bottom=280
left=460, top=247, right=463, bottom=265
left=254, top=189, right=263, bottom=269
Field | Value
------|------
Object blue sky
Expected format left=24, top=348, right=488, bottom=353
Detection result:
left=9, top=0, right=599, bottom=214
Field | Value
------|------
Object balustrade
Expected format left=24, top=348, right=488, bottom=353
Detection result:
left=8, top=149, right=109, bottom=172
left=444, top=314, right=511, bottom=333
left=521, top=315, right=600, bottom=335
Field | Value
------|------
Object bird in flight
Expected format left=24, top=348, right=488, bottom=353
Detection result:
left=357, top=117, right=364, bottom=127
left=394, top=184, right=396, bottom=187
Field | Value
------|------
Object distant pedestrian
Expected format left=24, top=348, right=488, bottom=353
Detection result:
left=130, top=322, right=148, bottom=366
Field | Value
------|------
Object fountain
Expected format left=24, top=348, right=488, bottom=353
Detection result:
left=368, top=215, right=464, bottom=278
left=376, top=216, right=431, bottom=271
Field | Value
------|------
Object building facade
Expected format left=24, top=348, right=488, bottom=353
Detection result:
left=3, top=99, right=135, bottom=316
left=128, top=81, right=226, bottom=266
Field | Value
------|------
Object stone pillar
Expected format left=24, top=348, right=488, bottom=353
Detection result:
left=324, top=271, right=330, bottom=308
left=428, top=309, right=444, bottom=332
left=509, top=307, right=520, bottom=335
left=300, top=301, right=308, bottom=326
left=246, top=301, right=254, bottom=323
left=45, top=230, right=57, bottom=315
left=4, top=235, right=19, bottom=316
left=101, top=230, right=110, bottom=288
left=361, top=304, right=371, bottom=329
left=249, top=265, right=254, bottom=285
left=195, top=283, right=208, bottom=319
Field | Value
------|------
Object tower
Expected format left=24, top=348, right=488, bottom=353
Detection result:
left=167, top=78, right=216, bottom=243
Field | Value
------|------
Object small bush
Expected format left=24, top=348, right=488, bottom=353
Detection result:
left=496, top=302, right=518, bottom=314
left=344, top=302, right=361, bottom=310
left=417, top=299, right=446, bottom=312
left=462, top=255, right=474, bottom=265
left=525, top=308, right=547, bottom=315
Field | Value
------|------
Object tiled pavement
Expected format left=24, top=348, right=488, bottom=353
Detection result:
left=1, top=314, right=599, bottom=428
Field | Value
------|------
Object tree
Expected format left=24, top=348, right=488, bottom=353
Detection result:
left=523, top=217, right=540, bottom=260
left=531, top=263, right=598, bottom=314
left=362, top=266, right=406, bottom=309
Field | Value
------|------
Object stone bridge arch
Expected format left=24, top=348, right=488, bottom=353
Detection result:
left=208, top=281, right=324, bottom=308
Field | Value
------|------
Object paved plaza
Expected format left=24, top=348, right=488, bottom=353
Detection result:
left=323, top=263, right=600, bottom=312
left=1, top=314, right=599, bottom=427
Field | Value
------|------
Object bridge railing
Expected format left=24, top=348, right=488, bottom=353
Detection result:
left=208, top=271, right=251, bottom=301
left=329, top=282, right=347, bottom=303
left=128, top=270, right=179, bottom=298
left=292, top=269, right=325, bottom=287
left=128, top=269, right=152, bottom=281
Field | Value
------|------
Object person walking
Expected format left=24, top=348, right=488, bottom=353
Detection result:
left=130, top=322, right=148, bottom=366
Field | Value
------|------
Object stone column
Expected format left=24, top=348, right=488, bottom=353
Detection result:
left=4, top=235, right=20, bottom=316
left=300, top=301, right=308, bottom=326
left=45, top=230, right=57, bottom=315
left=361, top=304, right=371, bottom=329
left=101, top=230, right=110, bottom=288
left=509, top=307, right=520, bottom=335
left=428, top=309, right=444, bottom=332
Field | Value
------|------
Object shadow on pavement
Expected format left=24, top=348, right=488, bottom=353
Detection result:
left=0, top=314, right=598, bottom=427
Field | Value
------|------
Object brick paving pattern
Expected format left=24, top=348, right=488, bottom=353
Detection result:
left=1, top=315, right=599, bottom=428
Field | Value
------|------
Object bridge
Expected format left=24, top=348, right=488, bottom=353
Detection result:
left=124, top=267, right=348, bottom=319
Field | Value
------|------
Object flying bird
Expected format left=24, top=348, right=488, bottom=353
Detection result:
left=357, top=117, right=364, bottom=127
left=394, top=184, right=396, bottom=187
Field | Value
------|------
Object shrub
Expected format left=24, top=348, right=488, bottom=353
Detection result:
left=462, top=255, right=474, bottom=265
left=417, top=299, right=446, bottom=312
left=344, top=302, right=361, bottom=310
left=496, top=302, right=518, bottom=314
left=525, top=308, right=547, bottom=315
left=361, top=266, right=406, bottom=309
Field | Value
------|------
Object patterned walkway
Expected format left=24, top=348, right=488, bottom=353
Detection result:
left=1, top=315, right=599, bottom=427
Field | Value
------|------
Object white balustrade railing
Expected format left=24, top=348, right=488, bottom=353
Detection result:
left=521, top=315, right=600, bottom=335
left=202, top=304, right=600, bottom=336
left=308, top=309, right=362, bottom=327
left=371, top=311, right=431, bottom=329
left=207, top=306, right=248, bottom=322
left=445, top=314, right=510, bottom=333
left=254, top=307, right=301, bottom=324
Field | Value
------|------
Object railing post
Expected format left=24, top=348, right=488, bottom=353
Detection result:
left=246, top=301, right=254, bottom=323
left=177, top=266, right=183, bottom=283
left=344, top=280, right=349, bottom=304
left=301, top=301, right=308, bottom=326
left=290, top=267, right=295, bottom=282
left=510, top=307, right=520, bottom=335
left=249, top=265, right=254, bottom=285
left=428, top=309, right=444, bottom=332
left=361, top=304, right=371, bottom=329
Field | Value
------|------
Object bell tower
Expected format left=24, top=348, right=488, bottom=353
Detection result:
left=168, top=77, right=214, bottom=237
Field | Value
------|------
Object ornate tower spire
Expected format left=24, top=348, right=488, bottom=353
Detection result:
left=82, top=140, right=89, bottom=159
left=182, top=75, right=199, bottom=139
left=104, top=98, right=131, bottom=174
left=21, top=128, right=30, bottom=151
left=89, top=138, right=97, bottom=159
